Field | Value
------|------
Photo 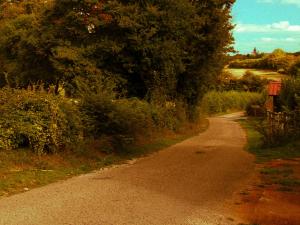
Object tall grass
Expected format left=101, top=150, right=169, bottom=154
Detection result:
left=201, top=90, right=264, bottom=114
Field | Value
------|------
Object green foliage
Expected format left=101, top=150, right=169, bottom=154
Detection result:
left=216, top=70, right=268, bottom=92
left=75, top=76, right=187, bottom=152
left=0, top=0, right=236, bottom=157
left=76, top=76, right=148, bottom=138
left=0, top=121, right=204, bottom=196
left=0, top=70, right=190, bottom=156
left=289, top=59, right=300, bottom=77
left=201, top=90, right=264, bottom=114
left=229, top=49, right=297, bottom=74
left=263, top=78, right=300, bottom=145
left=215, top=70, right=238, bottom=91
left=0, top=88, right=82, bottom=155
left=0, top=0, right=235, bottom=118
left=241, top=78, right=300, bottom=148
left=245, top=96, right=267, bottom=117
left=240, top=119, right=300, bottom=163
left=229, top=58, right=265, bottom=69
left=279, top=78, right=300, bottom=110
left=240, top=71, right=268, bottom=92
left=247, top=111, right=300, bottom=148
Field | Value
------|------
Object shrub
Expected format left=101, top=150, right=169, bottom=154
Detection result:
left=201, top=90, right=264, bottom=115
left=229, top=58, right=262, bottom=69
left=245, top=91, right=267, bottom=117
left=289, top=59, right=300, bottom=77
left=76, top=76, right=150, bottom=137
left=250, top=111, right=300, bottom=147
left=76, top=76, right=187, bottom=152
left=215, top=71, right=238, bottom=91
left=229, top=49, right=297, bottom=73
left=217, top=70, right=268, bottom=92
left=0, top=88, right=82, bottom=155
left=249, top=79, right=300, bottom=147
left=279, top=78, right=300, bottom=111
left=240, top=71, right=268, bottom=92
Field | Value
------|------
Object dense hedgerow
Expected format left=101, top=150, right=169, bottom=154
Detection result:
left=0, top=78, right=189, bottom=154
left=249, top=79, right=300, bottom=146
left=201, top=90, right=265, bottom=114
left=0, top=0, right=235, bottom=119
left=0, top=88, right=82, bottom=155
left=289, top=59, right=300, bottom=77
left=229, top=49, right=298, bottom=74
left=0, top=0, right=236, bottom=153
left=216, top=70, right=268, bottom=92
left=76, top=76, right=188, bottom=152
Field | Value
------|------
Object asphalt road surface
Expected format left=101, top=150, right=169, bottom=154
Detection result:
left=0, top=112, right=254, bottom=225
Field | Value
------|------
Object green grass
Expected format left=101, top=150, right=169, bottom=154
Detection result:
left=260, top=167, right=293, bottom=176
left=240, top=118, right=300, bottom=192
left=277, top=178, right=300, bottom=187
left=0, top=149, right=120, bottom=196
left=239, top=119, right=300, bottom=163
left=0, top=119, right=209, bottom=197
left=201, top=91, right=263, bottom=115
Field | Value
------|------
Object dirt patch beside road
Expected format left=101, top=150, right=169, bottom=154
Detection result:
left=233, top=158, right=300, bottom=225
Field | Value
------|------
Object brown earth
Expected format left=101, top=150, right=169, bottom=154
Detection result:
left=233, top=159, right=300, bottom=225
left=0, top=112, right=254, bottom=225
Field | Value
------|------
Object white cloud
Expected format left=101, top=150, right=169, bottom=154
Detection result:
left=281, top=0, right=300, bottom=7
left=271, top=21, right=290, bottom=29
left=261, top=37, right=275, bottom=42
left=235, top=21, right=300, bottom=33
left=259, top=37, right=297, bottom=42
left=285, top=37, right=296, bottom=42
left=257, top=0, right=300, bottom=7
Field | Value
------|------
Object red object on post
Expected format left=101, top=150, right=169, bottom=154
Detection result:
left=268, top=81, right=282, bottom=96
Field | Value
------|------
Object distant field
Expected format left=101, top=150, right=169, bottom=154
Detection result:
left=226, top=68, right=286, bottom=81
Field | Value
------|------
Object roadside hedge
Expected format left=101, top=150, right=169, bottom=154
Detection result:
left=201, top=90, right=264, bottom=115
left=76, top=76, right=188, bottom=152
left=0, top=76, right=193, bottom=155
left=0, top=88, right=82, bottom=155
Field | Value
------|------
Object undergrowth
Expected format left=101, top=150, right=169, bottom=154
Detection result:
left=239, top=118, right=300, bottom=163
left=201, top=91, right=264, bottom=115
left=0, top=88, right=82, bottom=155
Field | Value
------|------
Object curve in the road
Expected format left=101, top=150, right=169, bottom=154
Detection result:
left=0, top=112, right=254, bottom=225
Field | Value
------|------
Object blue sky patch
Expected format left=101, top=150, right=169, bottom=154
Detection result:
left=232, top=0, right=300, bottom=53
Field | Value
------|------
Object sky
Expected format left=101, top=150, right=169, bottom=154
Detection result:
left=232, top=0, right=300, bottom=54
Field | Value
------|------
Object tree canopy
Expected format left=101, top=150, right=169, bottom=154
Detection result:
left=0, top=0, right=235, bottom=119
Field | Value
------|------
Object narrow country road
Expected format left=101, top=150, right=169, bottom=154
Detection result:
left=0, top=112, right=254, bottom=225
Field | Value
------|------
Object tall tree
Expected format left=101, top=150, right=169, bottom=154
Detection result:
left=0, top=0, right=235, bottom=118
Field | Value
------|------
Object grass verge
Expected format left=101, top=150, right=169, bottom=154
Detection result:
left=0, top=119, right=209, bottom=197
left=239, top=117, right=300, bottom=192
left=236, top=117, right=300, bottom=225
left=239, top=118, right=300, bottom=163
